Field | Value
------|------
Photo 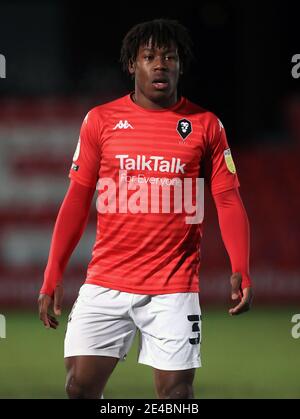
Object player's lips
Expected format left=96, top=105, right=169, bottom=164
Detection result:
left=152, top=77, right=169, bottom=90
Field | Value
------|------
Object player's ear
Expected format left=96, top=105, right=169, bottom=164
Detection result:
left=128, top=59, right=136, bottom=78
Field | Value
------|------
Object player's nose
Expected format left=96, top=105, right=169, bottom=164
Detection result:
left=153, top=55, right=167, bottom=71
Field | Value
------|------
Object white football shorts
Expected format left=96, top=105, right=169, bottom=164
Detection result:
left=64, top=284, right=202, bottom=371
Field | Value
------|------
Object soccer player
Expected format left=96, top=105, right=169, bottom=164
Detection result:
left=38, top=19, right=253, bottom=399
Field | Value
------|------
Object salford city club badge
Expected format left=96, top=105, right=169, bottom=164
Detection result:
left=177, top=119, right=192, bottom=140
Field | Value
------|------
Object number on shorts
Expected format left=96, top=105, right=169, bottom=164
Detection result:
left=187, top=314, right=201, bottom=345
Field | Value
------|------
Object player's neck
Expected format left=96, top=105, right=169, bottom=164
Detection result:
left=132, top=91, right=179, bottom=110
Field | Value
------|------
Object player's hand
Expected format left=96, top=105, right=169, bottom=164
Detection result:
left=228, top=273, right=253, bottom=316
left=38, top=285, right=63, bottom=329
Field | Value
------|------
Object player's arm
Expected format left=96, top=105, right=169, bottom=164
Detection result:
left=38, top=180, right=95, bottom=329
left=203, top=115, right=253, bottom=315
left=39, top=108, right=101, bottom=329
left=213, top=188, right=253, bottom=315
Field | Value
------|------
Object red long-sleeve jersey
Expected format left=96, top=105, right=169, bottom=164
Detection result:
left=40, top=94, right=251, bottom=296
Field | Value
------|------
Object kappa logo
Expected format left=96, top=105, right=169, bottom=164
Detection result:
left=113, top=120, right=134, bottom=130
left=177, top=119, right=192, bottom=140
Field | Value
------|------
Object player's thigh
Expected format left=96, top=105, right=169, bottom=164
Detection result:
left=65, top=355, right=119, bottom=396
left=136, top=292, right=201, bottom=371
left=153, top=368, right=195, bottom=399
left=65, top=284, right=137, bottom=360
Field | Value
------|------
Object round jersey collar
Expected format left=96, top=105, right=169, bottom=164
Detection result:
left=126, top=92, right=185, bottom=113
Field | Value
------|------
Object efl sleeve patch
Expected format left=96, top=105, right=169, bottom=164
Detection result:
left=224, top=148, right=236, bottom=174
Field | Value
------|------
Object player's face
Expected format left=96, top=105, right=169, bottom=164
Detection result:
left=129, top=41, right=181, bottom=109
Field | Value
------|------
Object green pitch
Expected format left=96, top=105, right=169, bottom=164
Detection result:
left=0, top=307, right=299, bottom=399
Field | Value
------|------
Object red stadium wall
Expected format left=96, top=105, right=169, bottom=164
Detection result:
left=0, top=100, right=299, bottom=308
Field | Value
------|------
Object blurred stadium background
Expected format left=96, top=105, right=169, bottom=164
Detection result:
left=0, top=0, right=299, bottom=398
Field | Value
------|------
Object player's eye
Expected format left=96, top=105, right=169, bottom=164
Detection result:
left=144, top=55, right=154, bottom=61
left=165, top=54, right=176, bottom=61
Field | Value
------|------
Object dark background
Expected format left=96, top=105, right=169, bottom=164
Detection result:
left=0, top=0, right=299, bottom=143
left=0, top=1, right=299, bottom=305
left=0, top=0, right=299, bottom=307
left=0, top=0, right=300, bottom=400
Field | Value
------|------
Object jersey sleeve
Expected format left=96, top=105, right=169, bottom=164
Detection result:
left=202, top=115, right=240, bottom=195
left=69, top=108, right=101, bottom=188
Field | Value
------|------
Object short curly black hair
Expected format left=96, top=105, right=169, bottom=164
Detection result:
left=120, top=18, right=193, bottom=74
